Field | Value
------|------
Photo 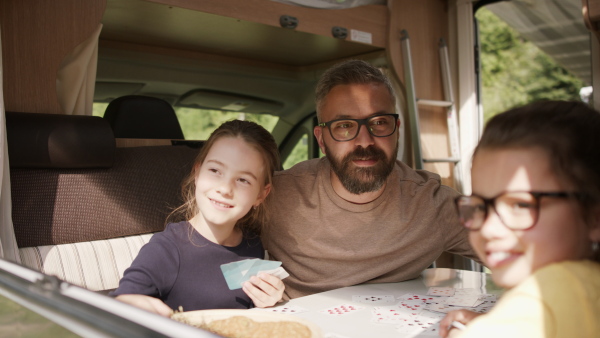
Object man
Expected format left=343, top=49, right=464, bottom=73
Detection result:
left=262, top=60, right=477, bottom=299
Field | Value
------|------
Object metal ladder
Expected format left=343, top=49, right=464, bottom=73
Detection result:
left=400, top=30, right=463, bottom=193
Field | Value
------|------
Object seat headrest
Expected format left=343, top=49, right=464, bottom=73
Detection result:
left=6, top=112, right=115, bottom=168
left=103, top=95, right=185, bottom=139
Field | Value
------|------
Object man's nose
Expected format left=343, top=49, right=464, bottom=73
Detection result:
left=353, top=124, right=375, bottom=148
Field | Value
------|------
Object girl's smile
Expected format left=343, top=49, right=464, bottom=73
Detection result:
left=470, top=147, right=592, bottom=288
left=191, top=136, right=270, bottom=245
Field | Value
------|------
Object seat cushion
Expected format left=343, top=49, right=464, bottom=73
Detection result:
left=19, top=233, right=154, bottom=291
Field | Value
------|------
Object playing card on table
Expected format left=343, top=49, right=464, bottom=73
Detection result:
left=443, top=294, right=480, bottom=307
left=395, top=312, right=442, bottom=336
left=352, top=295, right=395, bottom=304
left=255, top=304, right=309, bottom=314
left=413, top=310, right=445, bottom=322
left=471, top=294, right=497, bottom=313
left=395, top=320, right=429, bottom=336
left=397, top=293, right=437, bottom=304
left=454, top=288, right=482, bottom=296
left=319, top=304, right=365, bottom=316
left=427, top=287, right=455, bottom=297
left=371, top=305, right=415, bottom=324
left=220, top=259, right=287, bottom=290
left=421, top=321, right=442, bottom=336
left=396, top=299, right=426, bottom=314
left=425, top=302, right=466, bottom=314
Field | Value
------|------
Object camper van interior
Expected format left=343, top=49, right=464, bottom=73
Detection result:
left=0, top=0, right=597, bottom=336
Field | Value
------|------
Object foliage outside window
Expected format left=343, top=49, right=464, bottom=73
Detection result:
left=93, top=104, right=278, bottom=139
left=282, top=134, right=308, bottom=169
left=477, top=8, right=585, bottom=122
left=173, top=108, right=279, bottom=140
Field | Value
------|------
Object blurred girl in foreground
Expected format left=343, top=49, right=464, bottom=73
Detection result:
left=440, top=101, right=600, bottom=337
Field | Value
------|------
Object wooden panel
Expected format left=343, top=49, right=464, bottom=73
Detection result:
left=583, top=0, right=600, bottom=43
left=0, top=0, right=106, bottom=114
left=147, top=0, right=389, bottom=48
left=586, top=0, right=600, bottom=23
left=385, top=0, right=454, bottom=187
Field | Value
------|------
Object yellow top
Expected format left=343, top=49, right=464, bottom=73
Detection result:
left=459, top=260, right=600, bottom=338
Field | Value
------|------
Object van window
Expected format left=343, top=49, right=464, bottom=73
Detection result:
left=282, top=133, right=308, bottom=169
left=477, top=7, right=587, bottom=122
left=173, top=107, right=279, bottom=140
left=93, top=103, right=279, bottom=140
left=92, top=102, right=109, bottom=117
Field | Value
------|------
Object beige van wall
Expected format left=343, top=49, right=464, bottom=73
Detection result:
left=0, top=0, right=106, bottom=114
left=386, top=0, right=455, bottom=188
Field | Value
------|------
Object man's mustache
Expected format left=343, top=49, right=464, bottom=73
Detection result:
left=344, top=146, right=387, bottom=163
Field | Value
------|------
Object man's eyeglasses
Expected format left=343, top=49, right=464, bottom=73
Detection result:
left=318, top=114, right=399, bottom=142
left=455, top=191, right=579, bottom=231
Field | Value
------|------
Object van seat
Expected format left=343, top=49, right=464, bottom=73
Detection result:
left=7, top=112, right=197, bottom=291
left=103, top=95, right=185, bottom=139
left=19, top=234, right=153, bottom=292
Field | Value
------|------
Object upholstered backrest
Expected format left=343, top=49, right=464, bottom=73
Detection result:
left=6, top=111, right=115, bottom=169
left=7, top=112, right=198, bottom=291
left=103, top=95, right=185, bottom=139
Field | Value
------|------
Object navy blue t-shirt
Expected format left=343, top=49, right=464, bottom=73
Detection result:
left=111, top=222, right=264, bottom=311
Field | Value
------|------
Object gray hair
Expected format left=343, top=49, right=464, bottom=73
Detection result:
left=315, top=60, right=396, bottom=122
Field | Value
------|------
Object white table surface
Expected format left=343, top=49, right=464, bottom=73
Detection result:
left=252, top=268, right=503, bottom=338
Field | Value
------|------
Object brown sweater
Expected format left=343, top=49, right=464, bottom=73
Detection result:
left=262, top=158, right=477, bottom=299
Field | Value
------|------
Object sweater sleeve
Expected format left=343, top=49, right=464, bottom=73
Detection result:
left=433, top=185, right=481, bottom=263
left=110, top=234, right=180, bottom=299
left=457, top=291, right=550, bottom=338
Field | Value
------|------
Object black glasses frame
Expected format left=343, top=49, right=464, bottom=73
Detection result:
left=318, top=114, right=399, bottom=142
left=455, top=191, right=579, bottom=231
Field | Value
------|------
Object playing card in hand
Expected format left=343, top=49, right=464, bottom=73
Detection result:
left=220, top=259, right=288, bottom=290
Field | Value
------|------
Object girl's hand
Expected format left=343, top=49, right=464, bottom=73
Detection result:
left=438, top=309, right=482, bottom=337
left=115, top=294, right=174, bottom=317
left=242, top=273, right=285, bottom=308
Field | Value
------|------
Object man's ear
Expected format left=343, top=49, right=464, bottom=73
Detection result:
left=314, top=126, right=326, bottom=155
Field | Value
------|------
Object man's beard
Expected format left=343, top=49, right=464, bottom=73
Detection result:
left=326, top=143, right=397, bottom=195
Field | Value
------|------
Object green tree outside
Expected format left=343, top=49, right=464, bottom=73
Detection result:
left=476, top=8, right=585, bottom=121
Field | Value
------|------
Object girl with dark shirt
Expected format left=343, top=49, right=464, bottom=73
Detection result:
left=112, top=120, right=283, bottom=316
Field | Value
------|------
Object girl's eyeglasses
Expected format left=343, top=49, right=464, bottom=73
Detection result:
left=455, top=191, right=580, bottom=230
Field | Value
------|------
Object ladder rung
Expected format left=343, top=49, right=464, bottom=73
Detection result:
left=423, top=157, right=460, bottom=163
left=417, top=99, right=453, bottom=108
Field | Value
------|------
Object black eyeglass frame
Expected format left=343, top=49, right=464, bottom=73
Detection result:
left=318, top=114, right=399, bottom=142
left=454, top=191, right=580, bottom=231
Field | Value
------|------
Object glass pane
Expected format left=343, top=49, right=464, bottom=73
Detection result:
left=0, top=294, right=78, bottom=337
left=175, top=108, right=279, bottom=140
left=283, top=134, right=308, bottom=169
left=476, top=7, right=587, bottom=122
left=92, top=102, right=109, bottom=117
